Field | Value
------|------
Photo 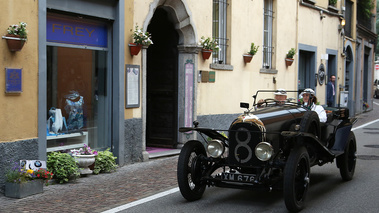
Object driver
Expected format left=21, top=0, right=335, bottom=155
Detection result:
left=257, top=88, right=287, bottom=107
left=273, top=89, right=287, bottom=105
left=300, top=88, right=327, bottom=123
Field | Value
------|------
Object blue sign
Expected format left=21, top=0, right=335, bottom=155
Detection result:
left=47, top=15, right=107, bottom=48
left=5, top=68, right=22, bottom=93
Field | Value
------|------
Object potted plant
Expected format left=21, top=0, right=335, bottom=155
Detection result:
left=93, top=148, right=118, bottom=175
left=329, top=0, right=337, bottom=6
left=47, top=152, right=80, bottom=183
left=5, top=22, right=27, bottom=52
left=129, top=25, right=153, bottom=56
left=4, top=161, right=53, bottom=198
left=243, top=42, right=259, bottom=63
left=285, top=48, right=296, bottom=66
left=71, top=144, right=98, bottom=175
left=199, top=36, right=220, bottom=60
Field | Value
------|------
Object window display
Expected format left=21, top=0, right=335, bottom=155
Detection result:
left=47, top=46, right=109, bottom=152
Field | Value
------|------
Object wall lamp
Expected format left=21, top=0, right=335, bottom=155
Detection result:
left=339, top=18, right=345, bottom=30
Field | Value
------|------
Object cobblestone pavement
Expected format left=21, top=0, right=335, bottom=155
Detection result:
left=0, top=156, right=179, bottom=213
left=1, top=101, right=378, bottom=213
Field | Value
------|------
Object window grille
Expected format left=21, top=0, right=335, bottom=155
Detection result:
left=263, top=0, right=274, bottom=69
left=213, top=0, right=228, bottom=64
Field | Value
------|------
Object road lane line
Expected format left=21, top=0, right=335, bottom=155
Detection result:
left=352, top=119, right=379, bottom=131
left=101, top=187, right=179, bottom=213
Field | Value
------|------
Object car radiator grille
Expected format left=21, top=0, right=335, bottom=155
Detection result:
left=228, top=123, right=263, bottom=166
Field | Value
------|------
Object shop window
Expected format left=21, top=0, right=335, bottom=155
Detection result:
left=46, top=46, right=109, bottom=152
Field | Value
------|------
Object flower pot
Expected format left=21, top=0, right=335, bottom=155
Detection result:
left=285, top=58, right=294, bottom=66
left=5, top=34, right=26, bottom=52
left=74, top=154, right=96, bottom=175
left=5, top=180, right=43, bottom=198
left=201, top=49, right=212, bottom=60
left=243, top=54, right=253, bottom=63
left=129, top=43, right=142, bottom=56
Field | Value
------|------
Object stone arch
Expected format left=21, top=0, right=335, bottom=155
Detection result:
left=144, top=0, right=198, bottom=47
left=141, top=0, right=199, bottom=161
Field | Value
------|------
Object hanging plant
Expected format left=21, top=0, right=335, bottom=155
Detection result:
left=5, top=22, right=28, bottom=51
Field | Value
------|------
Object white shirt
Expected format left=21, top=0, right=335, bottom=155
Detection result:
left=310, top=104, right=327, bottom=123
left=303, top=103, right=327, bottom=123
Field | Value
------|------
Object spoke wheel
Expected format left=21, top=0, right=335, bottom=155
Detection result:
left=337, top=131, right=357, bottom=181
left=284, top=146, right=310, bottom=212
left=177, top=140, right=206, bottom=201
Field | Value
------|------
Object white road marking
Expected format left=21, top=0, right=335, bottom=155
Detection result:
left=101, top=187, right=179, bottom=213
left=352, top=119, right=379, bottom=131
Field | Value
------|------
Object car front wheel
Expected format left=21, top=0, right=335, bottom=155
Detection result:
left=284, top=146, right=310, bottom=212
left=177, top=140, right=207, bottom=201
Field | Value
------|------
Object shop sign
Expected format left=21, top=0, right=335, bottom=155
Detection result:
left=47, top=15, right=107, bottom=48
left=5, top=68, right=22, bottom=93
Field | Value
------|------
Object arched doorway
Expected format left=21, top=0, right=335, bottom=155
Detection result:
left=146, top=8, right=179, bottom=148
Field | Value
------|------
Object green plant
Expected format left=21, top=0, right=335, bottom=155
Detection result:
left=93, top=148, right=118, bottom=175
left=132, top=25, right=153, bottom=46
left=358, top=0, right=374, bottom=19
left=329, top=0, right=337, bottom=6
left=286, top=48, right=296, bottom=59
left=199, top=36, right=220, bottom=51
left=248, top=42, right=259, bottom=55
left=5, top=162, right=33, bottom=183
left=7, top=22, right=27, bottom=39
left=47, top=152, right=80, bottom=183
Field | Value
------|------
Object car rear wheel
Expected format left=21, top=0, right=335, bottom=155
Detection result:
left=177, top=140, right=207, bottom=201
left=284, top=146, right=310, bottom=212
left=336, top=131, right=357, bottom=181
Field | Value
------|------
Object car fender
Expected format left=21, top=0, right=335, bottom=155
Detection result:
left=281, top=131, right=334, bottom=159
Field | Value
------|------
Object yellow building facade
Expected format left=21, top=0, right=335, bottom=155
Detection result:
left=0, top=0, right=376, bottom=193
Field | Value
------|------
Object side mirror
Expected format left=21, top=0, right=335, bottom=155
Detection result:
left=240, top=102, right=249, bottom=109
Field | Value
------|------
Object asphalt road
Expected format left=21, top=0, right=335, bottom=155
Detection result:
left=112, top=101, right=379, bottom=213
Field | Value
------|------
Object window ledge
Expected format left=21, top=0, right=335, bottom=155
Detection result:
left=259, top=68, right=278, bottom=74
left=210, top=63, right=234, bottom=71
left=328, top=5, right=339, bottom=13
left=302, top=0, right=316, bottom=5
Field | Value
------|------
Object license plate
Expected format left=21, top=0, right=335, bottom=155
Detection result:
left=221, top=172, right=255, bottom=183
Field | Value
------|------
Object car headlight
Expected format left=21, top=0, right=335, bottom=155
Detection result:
left=207, top=139, right=225, bottom=158
left=255, top=142, right=273, bottom=161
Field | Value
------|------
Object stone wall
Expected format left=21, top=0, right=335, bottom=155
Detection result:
left=0, top=139, right=38, bottom=194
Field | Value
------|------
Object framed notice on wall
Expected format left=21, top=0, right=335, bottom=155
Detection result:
left=5, top=68, right=22, bottom=93
left=125, top=64, right=140, bottom=108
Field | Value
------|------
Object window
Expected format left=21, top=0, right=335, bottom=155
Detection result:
left=213, top=0, right=228, bottom=64
left=263, top=0, right=274, bottom=69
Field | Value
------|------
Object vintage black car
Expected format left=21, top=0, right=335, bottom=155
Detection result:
left=177, top=90, right=357, bottom=212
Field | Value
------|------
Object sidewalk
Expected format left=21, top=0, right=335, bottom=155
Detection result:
left=0, top=155, right=179, bottom=213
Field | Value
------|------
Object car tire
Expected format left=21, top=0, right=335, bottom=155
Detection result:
left=284, top=146, right=310, bottom=212
left=177, top=140, right=207, bottom=201
left=336, top=131, right=357, bottom=181
left=300, top=111, right=320, bottom=138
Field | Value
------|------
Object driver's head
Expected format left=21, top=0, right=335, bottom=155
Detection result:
left=274, top=89, right=287, bottom=104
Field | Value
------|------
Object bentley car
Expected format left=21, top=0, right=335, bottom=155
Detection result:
left=177, top=90, right=357, bottom=212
